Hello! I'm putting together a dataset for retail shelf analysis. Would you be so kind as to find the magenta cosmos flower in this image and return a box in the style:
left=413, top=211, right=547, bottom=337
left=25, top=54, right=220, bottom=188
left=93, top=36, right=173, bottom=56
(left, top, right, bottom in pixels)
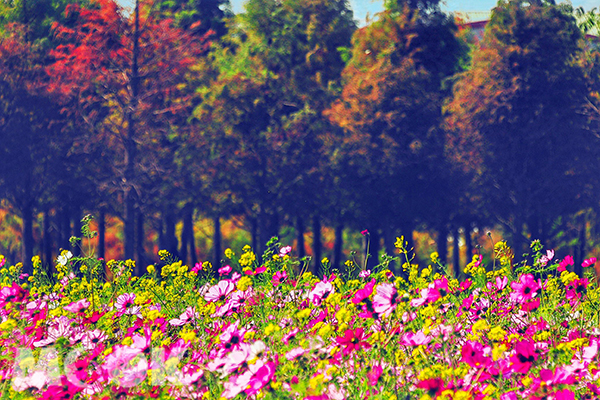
left=510, top=274, right=540, bottom=304
left=336, top=327, right=371, bottom=356
left=510, top=340, right=538, bottom=373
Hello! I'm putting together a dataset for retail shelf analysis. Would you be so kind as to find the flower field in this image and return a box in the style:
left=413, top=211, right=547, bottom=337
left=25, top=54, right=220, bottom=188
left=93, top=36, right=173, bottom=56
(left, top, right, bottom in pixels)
left=1, top=233, right=600, bottom=400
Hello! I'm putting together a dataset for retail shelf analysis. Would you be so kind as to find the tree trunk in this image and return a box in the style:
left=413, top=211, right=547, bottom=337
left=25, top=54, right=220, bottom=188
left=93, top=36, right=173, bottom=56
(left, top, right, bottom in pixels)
left=43, top=209, right=53, bottom=270
left=72, top=207, right=82, bottom=256
left=213, top=216, right=222, bottom=269
left=21, top=202, right=34, bottom=275
left=312, top=215, right=322, bottom=276
left=465, top=223, right=474, bottom=264
left=98, top=209, right=106, bottom=260
left=365, top=228, right=380, bottom=271
left=437, top=224, right=448, bottom=272
left=179, top=204, right=191, bottom=265
left=135, top=209, right=146, bottom=275
left=124, top=0, right=140, bottom=262
left=383, top=224, right=396, bottom=272
left=296, top=216, right=305, bottom=259
left=333, top=223, right=343, bottom=273
left=452, top=226, right=461, bottom=279
left=60, top=204, right=70, bottom=251
left=575, top=214, right=585, bottom=277
left=251, top=217, right=258, bottom=255
left=164, top=210, right=178, bottom=258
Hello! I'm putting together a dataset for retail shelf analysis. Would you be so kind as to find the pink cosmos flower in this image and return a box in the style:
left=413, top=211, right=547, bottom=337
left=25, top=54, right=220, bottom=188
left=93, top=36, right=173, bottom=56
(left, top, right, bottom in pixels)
left=538, top=249, right=555, bottom=267
left=309, top=281, right=334, bottom=306
left=361, top=230, right=369, bottom=235
left=271, top=270, right=287, bottom=286
left=191, top=262, right=203, bottom=273
left=115, top=293, right=141, bottom=317
left=510, top=274, right=539, bottom=304
left=402, top=331, right=430, bottom=346
left=0, top=282, right=27, bottom=310
left=558, top=255, right=574, bottom=272
left=218, top=265, right=232, bottom=275
left=204, top=280, right=236, bottom=303
left=582, top=257, right=597, bottom=268
left=229, top=288, right=255, bottom=311
left=40, top=376, right=83, bottom=399
left=566, top=278, right=589, bottom=301
left=509, top=340, right=537, bottom=373
left=33, top=315, right=74, bottom=347
left=416, top=378, right=445, bottom=398
left=359, top=269, right=371, bottom=278
left=279, top=246, right=292, bottom=256
left=64, top=298, right=90, bottom=314
left=461, top=341, right=491, bottom=368
left=169, top=306, right=199, bottom=326
left=372, top=283, right=398, bottom=318
left=352, top=279, right=375, bottom=305
left=81, top=329, right=108, bottom=351
left=285, top=346, right=306, bottom=361
left=336, top=328, right=371, bottom=356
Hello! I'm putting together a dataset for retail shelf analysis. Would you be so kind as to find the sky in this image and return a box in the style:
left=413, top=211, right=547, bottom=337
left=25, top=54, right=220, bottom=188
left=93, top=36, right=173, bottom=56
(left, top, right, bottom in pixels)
left=229, top=0, right=598, bottom=26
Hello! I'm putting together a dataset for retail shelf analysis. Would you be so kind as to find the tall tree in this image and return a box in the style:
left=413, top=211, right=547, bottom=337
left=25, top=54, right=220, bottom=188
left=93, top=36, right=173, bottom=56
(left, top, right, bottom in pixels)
left=0, top=24, right=67, bottom=273
left=446, top=0, right=598, bottom=256
left=192, top=0, right=355, bottom=262
left=325, top=0, right=464, bottom=270
left=48, top=0, right=208, bottom=264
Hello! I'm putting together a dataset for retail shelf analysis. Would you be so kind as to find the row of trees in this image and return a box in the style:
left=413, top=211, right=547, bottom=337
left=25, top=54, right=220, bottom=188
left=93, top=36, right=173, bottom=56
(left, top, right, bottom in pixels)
left=1, top=0, right=600, bottom=277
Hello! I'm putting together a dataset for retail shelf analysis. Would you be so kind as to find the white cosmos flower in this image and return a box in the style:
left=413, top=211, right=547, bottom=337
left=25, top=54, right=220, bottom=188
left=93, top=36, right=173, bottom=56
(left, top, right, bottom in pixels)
left=56, top=251, right=73, bottom=266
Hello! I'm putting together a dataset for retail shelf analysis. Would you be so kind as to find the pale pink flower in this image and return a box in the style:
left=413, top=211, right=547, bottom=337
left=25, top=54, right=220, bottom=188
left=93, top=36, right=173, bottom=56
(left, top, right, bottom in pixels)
left=373, top=283, right=398, bottom=318
left=359, top=269, right=371, bottom=278
left=308, top=281, right=334, bottom=306
left=538, top=249, right=555, bottom=267
left=64, top=298, right=90, bottom=314
left=204, top=280, right=236, bottom=303
left=279, top=246, right=292, bottom=256
left=169, top=306, right=199, bottom=326
left=115, top=293, right=141, bottom=317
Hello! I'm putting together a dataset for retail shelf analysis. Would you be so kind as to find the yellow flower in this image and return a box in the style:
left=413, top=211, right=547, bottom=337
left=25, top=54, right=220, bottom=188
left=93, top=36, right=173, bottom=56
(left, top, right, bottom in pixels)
left=237, top=276, right=253, bottom=291
left=225, top=248, right=235, bottom=259
left=321, top=257, right=329, bottom=265
left=147, top=265, right=155, bottom=274
left=158, top=250, right=170, bottom=260
left=430, top=252, right=439, bottom=264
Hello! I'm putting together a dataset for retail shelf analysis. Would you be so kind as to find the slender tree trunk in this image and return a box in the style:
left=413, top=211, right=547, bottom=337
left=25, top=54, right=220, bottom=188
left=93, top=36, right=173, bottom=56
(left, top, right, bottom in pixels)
left=135, top=209, right=146, bottom=275
left=124, top=0, right=140, bottom=261
left=383, top=224, right=396, bottom=272
left=465, top=223, right=474, bottom=264
left=158, top=216, right=166, bottom=252
left=333, top=223, right=343, bottom=273
left=213, top=216, right=222, bottom=269
left=452, top=226, right=461, bottom=279
left=312, top=215, right=322, bottom=276
left=98, top=209, right=106, bottom=260
left=72, top=206, right=82, bottom=256
left=21, top=202, right=34, bottom=275
left=437, top=224, right=448, bottom=272
left=251, top=217, right=258, bottom=255
left=575, top=214, right=585, bottom=277
left=43, top=209, right=52, bottom=269
left=189, top=214, right=197, bottom=266
left=60, top=204, right=70, bottom=250
left=366, top=228, right=380, bottom=271
left=296, top=216, right=305, bottom=258
left=179, top=204, right=191, bottom=265
left=164, top=210, right=178, bottom=258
